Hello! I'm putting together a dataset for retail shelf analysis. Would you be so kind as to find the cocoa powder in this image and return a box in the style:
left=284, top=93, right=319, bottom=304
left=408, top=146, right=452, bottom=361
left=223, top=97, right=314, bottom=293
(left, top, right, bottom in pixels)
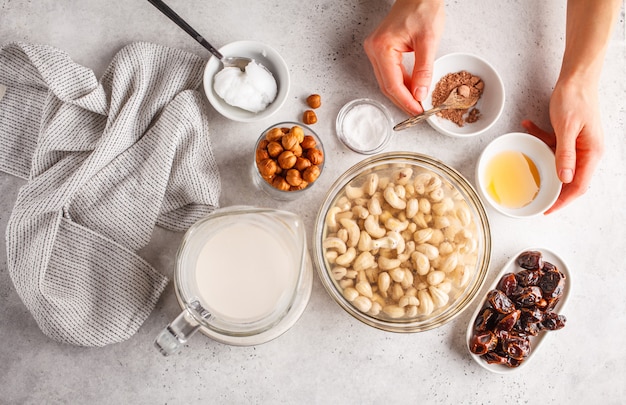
left=431, top=71, right=484, bottom=127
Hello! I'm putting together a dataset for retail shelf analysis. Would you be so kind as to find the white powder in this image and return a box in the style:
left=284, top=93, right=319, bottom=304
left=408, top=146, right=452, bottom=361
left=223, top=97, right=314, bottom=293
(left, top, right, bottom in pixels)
left=213, top=60, right=277, bottom=113
left=341, top=104, right=389, bottom=152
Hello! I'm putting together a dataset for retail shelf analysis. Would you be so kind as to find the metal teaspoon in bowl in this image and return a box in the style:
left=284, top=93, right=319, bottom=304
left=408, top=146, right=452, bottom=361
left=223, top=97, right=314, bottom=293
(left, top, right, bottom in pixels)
left=147, top=0, right=255, bottom=72
left=393, top=85, right=479, bottom=131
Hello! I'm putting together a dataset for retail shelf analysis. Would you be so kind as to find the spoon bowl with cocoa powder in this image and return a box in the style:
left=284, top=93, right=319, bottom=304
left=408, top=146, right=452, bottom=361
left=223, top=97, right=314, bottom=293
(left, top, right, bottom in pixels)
left=394, top=85, right=480, bottom=131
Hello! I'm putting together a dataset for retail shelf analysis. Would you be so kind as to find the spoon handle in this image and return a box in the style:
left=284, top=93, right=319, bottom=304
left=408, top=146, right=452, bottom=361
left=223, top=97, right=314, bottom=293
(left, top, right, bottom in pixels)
left=147, top=0, right=223, bottom=60
left=393, top=105, right=447, bottom=131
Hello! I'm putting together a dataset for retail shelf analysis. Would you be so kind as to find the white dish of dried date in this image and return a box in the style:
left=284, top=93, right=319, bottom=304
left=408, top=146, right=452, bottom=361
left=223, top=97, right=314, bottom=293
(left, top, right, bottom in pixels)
left=466, top=248, right=570, bottom=373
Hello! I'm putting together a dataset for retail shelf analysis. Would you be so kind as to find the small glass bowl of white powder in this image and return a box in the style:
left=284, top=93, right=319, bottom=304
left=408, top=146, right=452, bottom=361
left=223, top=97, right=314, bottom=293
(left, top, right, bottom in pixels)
left=336, top=98, right=393, bottom=154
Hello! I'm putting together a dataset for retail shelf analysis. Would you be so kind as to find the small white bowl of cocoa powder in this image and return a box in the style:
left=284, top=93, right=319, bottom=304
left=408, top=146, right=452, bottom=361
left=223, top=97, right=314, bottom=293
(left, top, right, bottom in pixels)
left=424, top=53, right=505, bottom=137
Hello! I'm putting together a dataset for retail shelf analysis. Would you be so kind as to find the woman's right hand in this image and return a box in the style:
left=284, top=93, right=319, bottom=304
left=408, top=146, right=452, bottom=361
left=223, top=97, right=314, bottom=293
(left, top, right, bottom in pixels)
left=364, top=0, right=445, bottom=116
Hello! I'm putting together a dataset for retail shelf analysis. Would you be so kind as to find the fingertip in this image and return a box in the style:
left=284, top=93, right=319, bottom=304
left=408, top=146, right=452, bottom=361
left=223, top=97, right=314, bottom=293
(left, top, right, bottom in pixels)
left=413, top=86, right=428, bottom=102
left=558, top=168, right=574, bottom=184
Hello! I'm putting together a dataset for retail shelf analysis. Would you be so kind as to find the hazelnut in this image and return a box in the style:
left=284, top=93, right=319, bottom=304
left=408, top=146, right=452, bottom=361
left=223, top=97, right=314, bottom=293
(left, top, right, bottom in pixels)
left=281, top=133, right=299, bottom=151
left=267, top=141, right=283, bottom=158
left=266, top=127, right=284, bottom=142
left=300, top=135, right=316, bottom=149
left=295, top=157, right=312, bottom=171
left=303, top=110, right=317, bottom=125
left=256, top=147, right=269, bottom=163
left=258, top=139, right=269, bottom=150
left=291, top=142, right=303, bottom=157
left=257, top=158, right=277, bottom=179
left=291, top=126, right=305, bottom=143
left=278, top=150, right=297, bottom=169
left=285, top=169, right=303, bottom=187
left=302, top=165, right=321, bottom=183
left=306, top=148, right=324, bottom=165
left=271, top=176, right=291, bottom=191
left=291, top=180, right=309, bottom=191
left=306, top=94, right=322, bottom=109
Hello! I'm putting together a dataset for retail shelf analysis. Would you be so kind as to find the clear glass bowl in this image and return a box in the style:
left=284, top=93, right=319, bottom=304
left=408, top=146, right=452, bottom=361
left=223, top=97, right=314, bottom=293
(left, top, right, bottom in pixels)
left=313, top=152, right=491, bottom=333
left=336, top=98, right=393, bottom=155
left=252, top=121, right=325, bottom=201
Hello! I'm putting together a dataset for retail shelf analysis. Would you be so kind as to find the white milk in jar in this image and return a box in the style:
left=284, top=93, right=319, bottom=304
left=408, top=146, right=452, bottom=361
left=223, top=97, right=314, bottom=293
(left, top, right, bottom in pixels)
left=194, top=222, right=293, bottom=323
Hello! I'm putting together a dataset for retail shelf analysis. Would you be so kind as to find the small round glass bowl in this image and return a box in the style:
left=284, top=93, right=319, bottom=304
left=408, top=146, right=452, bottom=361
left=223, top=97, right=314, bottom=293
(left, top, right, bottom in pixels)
left=252, top=121, right=325, bottom=201
left=476, top=132, right=562, bottom=218
left=423, top=53, right=505, bottom=137
left=203, top=40, right=290, bottom=122
left=313, top=152, right=492, bottom=333
left=336, top=98, right=393, bottom=154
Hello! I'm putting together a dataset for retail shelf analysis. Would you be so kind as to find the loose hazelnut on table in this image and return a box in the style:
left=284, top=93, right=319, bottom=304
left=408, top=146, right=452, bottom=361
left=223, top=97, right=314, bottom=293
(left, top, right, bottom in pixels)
left=303, top=110, right=317, bottom=125
left=306, top=94, right=322, bottom=109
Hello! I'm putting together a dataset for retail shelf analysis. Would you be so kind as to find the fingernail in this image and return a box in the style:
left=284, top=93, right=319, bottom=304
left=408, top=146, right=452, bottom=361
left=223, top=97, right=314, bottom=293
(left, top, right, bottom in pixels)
left=559, top=169, right=574, bottom=183
left=414, top=86, right=428, bottom=101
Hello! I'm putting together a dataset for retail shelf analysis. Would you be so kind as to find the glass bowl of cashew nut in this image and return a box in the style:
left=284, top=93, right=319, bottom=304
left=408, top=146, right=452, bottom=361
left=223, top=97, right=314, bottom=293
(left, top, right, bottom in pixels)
left=313, top=152, right=492, bottom=332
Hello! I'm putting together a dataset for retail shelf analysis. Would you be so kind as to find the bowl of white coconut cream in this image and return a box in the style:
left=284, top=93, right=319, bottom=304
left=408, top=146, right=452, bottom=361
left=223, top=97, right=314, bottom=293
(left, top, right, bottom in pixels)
left=203, top=40, right=290, bottom=122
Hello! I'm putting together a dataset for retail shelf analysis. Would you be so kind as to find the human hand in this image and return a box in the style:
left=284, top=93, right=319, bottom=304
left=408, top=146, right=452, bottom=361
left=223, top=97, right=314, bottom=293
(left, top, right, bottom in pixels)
left=522, top=78, right=604, bottom=214
left=364, top=0, right=445, bottom=115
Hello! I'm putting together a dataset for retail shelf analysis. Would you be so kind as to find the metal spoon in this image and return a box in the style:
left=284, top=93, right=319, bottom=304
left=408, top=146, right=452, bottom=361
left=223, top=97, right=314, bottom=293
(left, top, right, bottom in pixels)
left=147, top=0, right=252, bottom=71
left=393, top=86, right=479, bottom=131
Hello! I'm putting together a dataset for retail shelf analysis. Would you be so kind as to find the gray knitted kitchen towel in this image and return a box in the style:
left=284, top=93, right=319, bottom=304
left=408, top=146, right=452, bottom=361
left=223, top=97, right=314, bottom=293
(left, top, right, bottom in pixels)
left=0, top=42, right=221, bottom=346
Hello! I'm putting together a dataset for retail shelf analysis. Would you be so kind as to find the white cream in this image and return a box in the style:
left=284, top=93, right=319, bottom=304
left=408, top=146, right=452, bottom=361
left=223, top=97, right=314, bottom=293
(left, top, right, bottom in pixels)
left=213, top=60, right=277, bottom=113
left=194, top=222, right=292, bottom=323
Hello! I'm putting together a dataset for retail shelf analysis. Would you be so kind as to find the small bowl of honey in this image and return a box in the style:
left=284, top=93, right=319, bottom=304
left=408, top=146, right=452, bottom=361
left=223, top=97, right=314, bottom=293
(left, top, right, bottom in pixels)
left=476, top=132, right=562, bottom=218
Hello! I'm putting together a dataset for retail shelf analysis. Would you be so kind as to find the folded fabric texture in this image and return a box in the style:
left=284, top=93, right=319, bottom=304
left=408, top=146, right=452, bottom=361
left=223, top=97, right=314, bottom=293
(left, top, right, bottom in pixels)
left=0, top=42, right=221, bottom=346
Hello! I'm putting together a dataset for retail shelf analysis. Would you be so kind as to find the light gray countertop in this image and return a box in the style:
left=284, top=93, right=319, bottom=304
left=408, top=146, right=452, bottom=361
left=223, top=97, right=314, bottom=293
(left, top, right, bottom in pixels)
left=1, top=0, right=625, bottom=403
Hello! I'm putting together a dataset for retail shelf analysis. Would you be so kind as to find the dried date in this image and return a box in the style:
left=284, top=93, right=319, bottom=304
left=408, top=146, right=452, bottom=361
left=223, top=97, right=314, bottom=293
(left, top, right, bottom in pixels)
left=470, top=250, right=567, bottom=368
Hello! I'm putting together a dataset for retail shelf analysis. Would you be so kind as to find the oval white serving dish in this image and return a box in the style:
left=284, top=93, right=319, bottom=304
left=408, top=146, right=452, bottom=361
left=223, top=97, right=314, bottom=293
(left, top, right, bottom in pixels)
left=466, top=247, right=571, bottom=374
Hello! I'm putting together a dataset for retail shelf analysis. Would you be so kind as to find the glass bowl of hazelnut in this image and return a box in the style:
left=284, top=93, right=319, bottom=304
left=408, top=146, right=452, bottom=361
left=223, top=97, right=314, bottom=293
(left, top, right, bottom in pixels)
left=253, top=122, right=325, bottom=201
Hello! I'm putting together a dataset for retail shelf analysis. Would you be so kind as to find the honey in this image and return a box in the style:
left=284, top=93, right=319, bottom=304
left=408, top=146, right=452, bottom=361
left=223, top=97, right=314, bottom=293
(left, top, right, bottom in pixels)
left=484, top=151, right=540, bottom=208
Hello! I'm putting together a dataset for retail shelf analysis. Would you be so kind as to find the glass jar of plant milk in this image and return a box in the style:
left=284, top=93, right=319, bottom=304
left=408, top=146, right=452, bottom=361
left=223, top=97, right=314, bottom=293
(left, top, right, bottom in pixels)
left=155, top=206, right=312, bottom=355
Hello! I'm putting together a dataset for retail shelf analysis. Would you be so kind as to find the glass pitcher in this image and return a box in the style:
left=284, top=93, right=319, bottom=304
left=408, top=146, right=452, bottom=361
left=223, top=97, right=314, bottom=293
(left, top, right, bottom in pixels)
left=155, top=206, right=312, bottom=355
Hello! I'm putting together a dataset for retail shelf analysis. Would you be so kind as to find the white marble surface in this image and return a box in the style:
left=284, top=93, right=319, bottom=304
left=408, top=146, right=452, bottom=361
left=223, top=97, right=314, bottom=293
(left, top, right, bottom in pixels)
left=1, top=0, right=625, bottom=403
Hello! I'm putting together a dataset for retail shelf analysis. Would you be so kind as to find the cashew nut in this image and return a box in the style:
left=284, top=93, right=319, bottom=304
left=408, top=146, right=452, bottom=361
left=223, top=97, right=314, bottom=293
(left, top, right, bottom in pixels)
left=383, top=186, right=406, bottom=210
left=364, top=215, right=386, bottom=238
left=339, top=218, right=360, bottom=248
left=322, top=237, right=347, bottom=254
left=335, top=247, right=357, bottom=266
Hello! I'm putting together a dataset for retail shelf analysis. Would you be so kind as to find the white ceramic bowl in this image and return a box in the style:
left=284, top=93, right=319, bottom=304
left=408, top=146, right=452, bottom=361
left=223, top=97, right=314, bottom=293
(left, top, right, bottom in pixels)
left=203, top=40, right=290, bottom=122
left=476, top=132, right=562, bottom=218
left=466, top=247, right=570, bottom=374
left=424, top=53, right=505, bottom=137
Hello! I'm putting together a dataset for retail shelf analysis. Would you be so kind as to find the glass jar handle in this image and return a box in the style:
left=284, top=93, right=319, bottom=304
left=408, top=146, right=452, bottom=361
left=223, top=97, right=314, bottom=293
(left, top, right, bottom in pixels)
left=154, top=308, right=201, bottom=356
